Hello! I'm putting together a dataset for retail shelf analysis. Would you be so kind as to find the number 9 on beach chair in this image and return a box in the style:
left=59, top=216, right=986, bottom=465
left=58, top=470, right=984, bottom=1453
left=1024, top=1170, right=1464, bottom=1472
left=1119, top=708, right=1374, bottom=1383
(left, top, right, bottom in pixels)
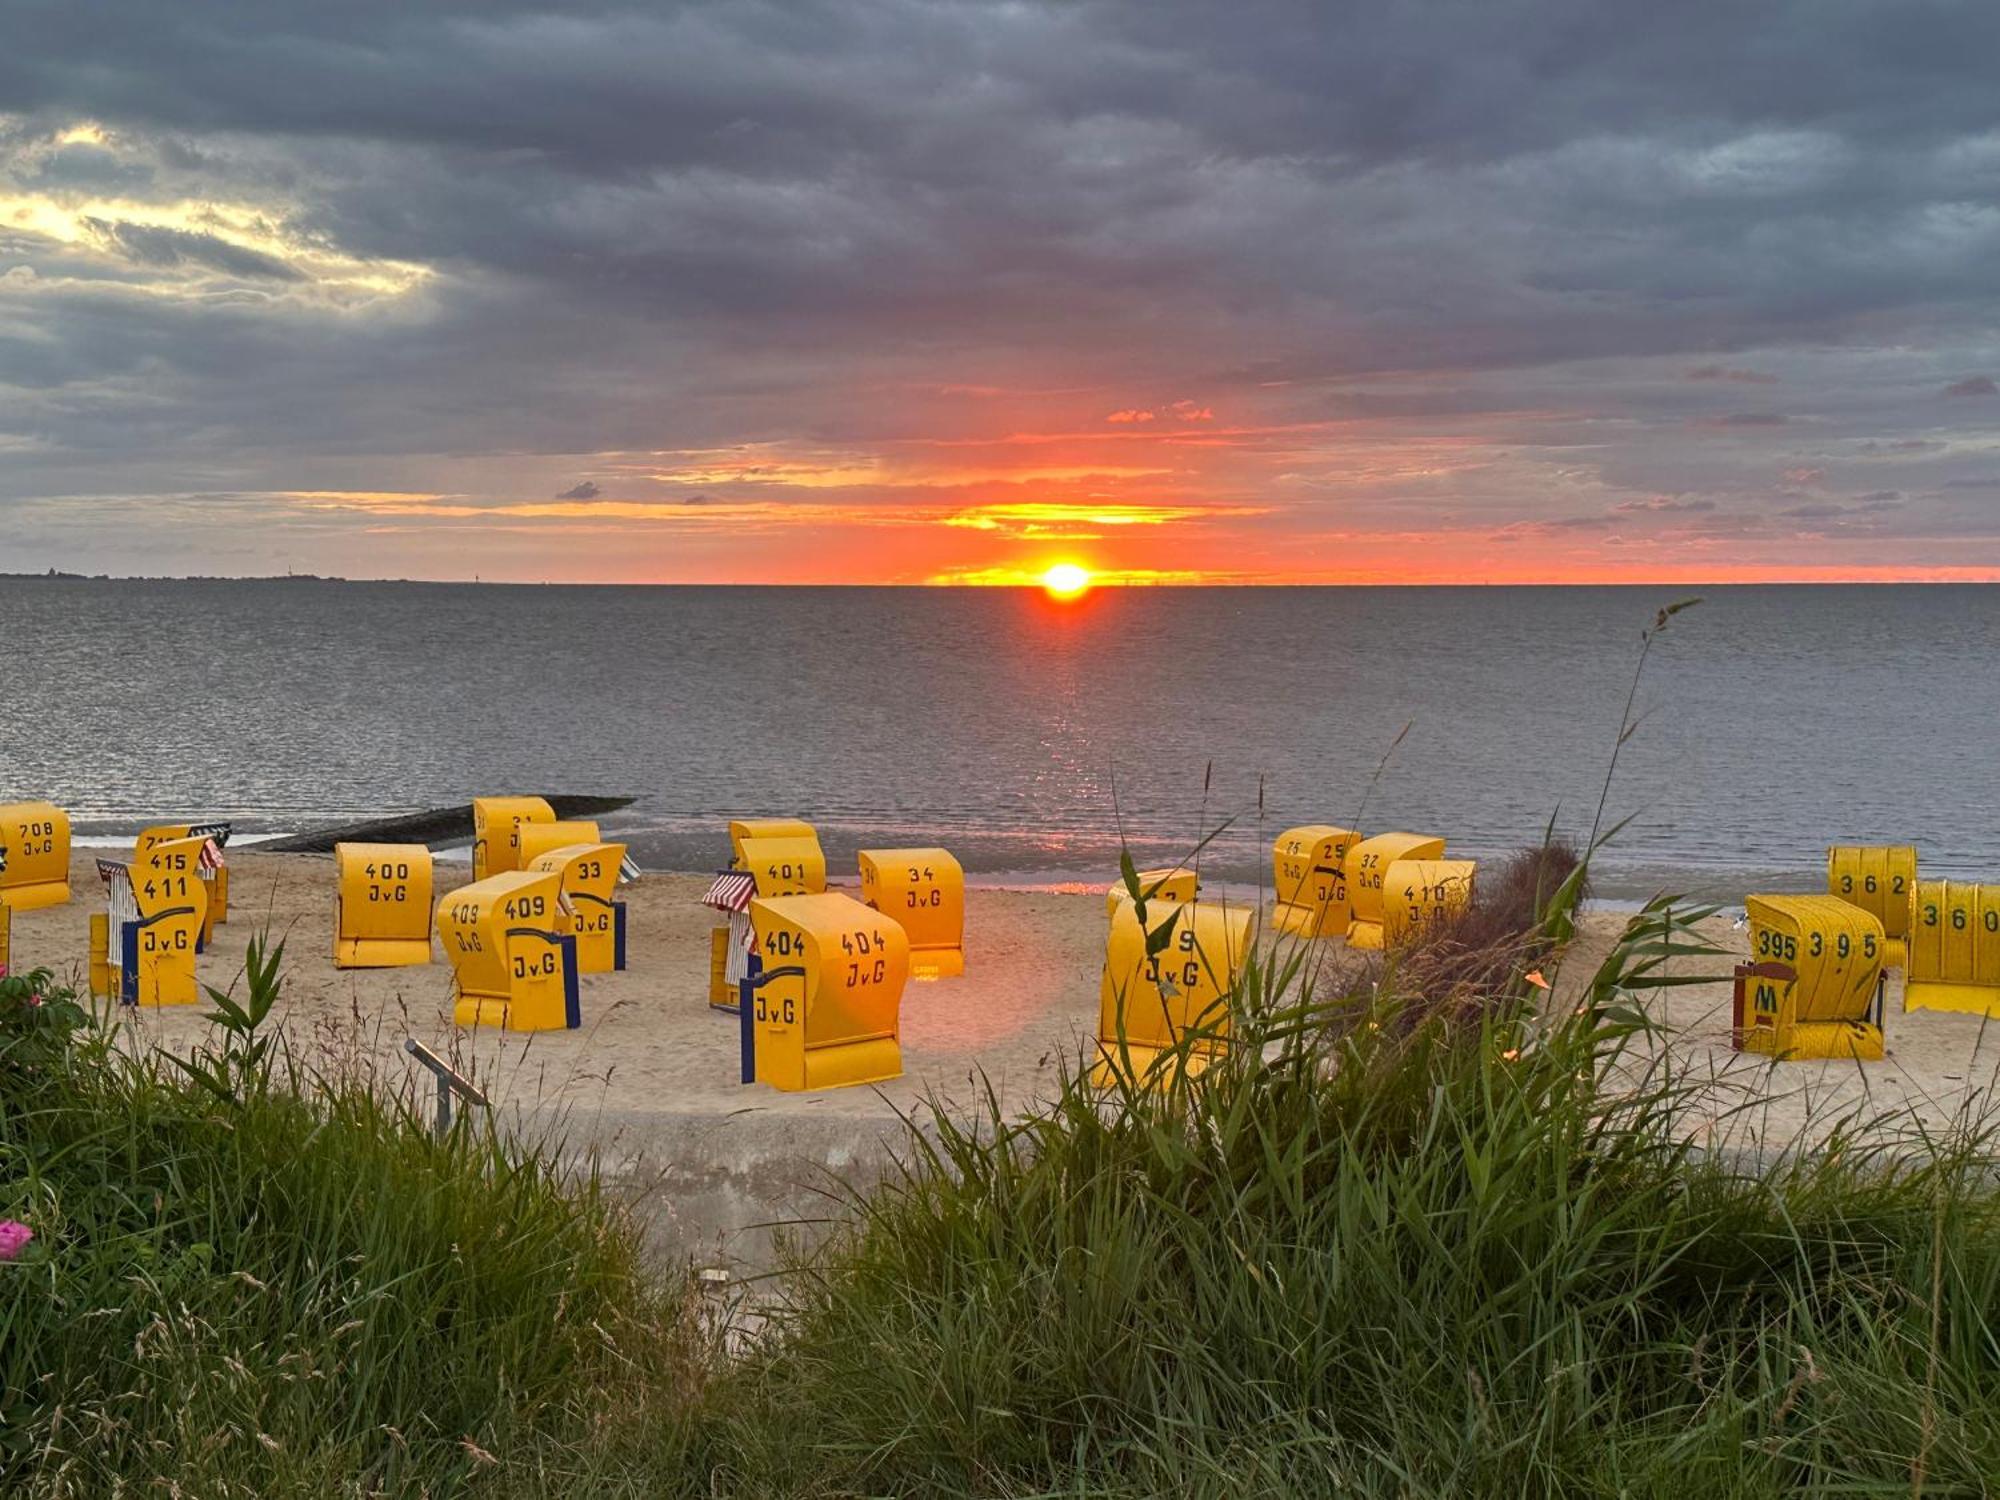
left=1094, top=899, right=1251, bottom=1088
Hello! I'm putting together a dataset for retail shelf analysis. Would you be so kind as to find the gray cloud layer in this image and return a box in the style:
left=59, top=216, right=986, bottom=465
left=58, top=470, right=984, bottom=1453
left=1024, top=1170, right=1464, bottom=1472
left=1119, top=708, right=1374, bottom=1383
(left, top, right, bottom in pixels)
left=3, top=1, right=1999, bottom=576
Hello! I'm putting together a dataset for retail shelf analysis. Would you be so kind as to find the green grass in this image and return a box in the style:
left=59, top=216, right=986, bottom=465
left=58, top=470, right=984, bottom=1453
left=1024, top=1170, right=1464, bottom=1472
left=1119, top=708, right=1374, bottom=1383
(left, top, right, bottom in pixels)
left=8, top=888, right=2000, bottom=1494
left=0, top=943, right=694, bottom=1496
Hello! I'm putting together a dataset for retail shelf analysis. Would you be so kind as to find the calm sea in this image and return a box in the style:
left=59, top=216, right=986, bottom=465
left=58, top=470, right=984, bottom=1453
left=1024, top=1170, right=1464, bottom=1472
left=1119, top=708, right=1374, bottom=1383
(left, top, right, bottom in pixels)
left=2, top=580, right=1993, bottom=898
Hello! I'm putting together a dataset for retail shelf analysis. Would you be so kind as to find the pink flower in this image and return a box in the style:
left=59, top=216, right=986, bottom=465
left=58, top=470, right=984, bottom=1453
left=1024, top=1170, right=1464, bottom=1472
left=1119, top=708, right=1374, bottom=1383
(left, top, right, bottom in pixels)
left=0, top=1221, right=33, bottom=1261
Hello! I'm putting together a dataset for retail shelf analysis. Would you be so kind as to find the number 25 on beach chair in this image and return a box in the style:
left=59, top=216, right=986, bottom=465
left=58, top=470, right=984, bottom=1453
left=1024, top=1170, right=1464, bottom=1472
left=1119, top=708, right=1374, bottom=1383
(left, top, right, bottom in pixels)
left=1271, top=825, right=1360, bottom=938
left=0, top=802, right=72, bottom=911
left=436, top=870, right=580, bottom=1032
left=334, top=842, right=435, bottom=968
left=740, top=892, right=906, bottom=1091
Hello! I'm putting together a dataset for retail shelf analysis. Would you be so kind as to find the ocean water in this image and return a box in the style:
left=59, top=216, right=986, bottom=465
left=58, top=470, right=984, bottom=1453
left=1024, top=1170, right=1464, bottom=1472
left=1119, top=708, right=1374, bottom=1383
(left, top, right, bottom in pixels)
left=2, top=579, right=1994, bottom=898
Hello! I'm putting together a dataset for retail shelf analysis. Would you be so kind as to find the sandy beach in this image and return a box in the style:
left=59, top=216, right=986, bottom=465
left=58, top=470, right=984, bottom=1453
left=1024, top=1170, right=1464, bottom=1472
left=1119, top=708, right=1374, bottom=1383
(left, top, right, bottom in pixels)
left=11, top=846, right=2000, bottom=1263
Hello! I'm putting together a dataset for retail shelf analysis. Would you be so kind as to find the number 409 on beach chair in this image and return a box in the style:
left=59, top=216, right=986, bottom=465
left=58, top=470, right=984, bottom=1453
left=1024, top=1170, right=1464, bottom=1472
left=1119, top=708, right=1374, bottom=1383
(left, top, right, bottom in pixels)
left=436, top=870, right=580, bottom=1032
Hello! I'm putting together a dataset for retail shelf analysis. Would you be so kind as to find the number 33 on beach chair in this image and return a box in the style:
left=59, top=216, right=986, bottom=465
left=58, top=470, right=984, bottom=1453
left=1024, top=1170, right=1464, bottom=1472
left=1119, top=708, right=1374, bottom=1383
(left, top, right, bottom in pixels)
left=739, top=893, right=907, bottom=1091
left=436, top=870, right=580, bottom=1032
left=527, top=841, right=630, bottom=973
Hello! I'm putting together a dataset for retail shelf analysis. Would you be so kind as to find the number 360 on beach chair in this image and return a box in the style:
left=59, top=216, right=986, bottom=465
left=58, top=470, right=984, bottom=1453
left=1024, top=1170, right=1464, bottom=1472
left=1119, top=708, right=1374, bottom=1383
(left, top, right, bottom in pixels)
left=436, top=870, right=580, bottom=1032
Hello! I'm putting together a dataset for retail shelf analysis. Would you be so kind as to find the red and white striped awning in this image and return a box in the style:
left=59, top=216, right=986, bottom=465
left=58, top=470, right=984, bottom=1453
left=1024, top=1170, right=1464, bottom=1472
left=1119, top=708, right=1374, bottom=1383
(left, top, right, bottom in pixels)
left=700, top=871, right=757, bottom=913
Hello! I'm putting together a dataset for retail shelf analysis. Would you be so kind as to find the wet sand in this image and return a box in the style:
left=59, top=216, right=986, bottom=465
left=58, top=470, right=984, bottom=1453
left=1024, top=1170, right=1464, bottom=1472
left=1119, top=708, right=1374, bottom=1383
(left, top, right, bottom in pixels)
left=10, top=847, right=2000, bottom=1261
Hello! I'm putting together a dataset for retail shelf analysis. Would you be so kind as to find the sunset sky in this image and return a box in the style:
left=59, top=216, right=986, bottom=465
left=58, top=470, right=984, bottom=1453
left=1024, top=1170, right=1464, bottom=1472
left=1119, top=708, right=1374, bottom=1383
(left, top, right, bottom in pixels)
left=3, top=2, right=1999, bottom=583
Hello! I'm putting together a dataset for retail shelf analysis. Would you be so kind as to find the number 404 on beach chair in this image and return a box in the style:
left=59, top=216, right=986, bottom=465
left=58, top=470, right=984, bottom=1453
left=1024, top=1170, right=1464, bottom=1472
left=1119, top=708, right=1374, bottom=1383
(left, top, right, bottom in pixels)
left=736, top=892, right=907, bottom=1092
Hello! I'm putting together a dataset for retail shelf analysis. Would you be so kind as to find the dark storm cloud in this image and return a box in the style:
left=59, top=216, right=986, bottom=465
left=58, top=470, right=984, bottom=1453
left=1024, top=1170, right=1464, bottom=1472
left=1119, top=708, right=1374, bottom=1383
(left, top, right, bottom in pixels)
left=5, top=0, right=2000, bottom=574
left=83, top=219, right=304, bottom=281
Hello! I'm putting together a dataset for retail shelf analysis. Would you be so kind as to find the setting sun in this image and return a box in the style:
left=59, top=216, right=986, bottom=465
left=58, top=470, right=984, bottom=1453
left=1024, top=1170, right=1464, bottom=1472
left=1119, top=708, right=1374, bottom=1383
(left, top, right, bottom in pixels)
left=1041, top=562, right=1093, bottom=600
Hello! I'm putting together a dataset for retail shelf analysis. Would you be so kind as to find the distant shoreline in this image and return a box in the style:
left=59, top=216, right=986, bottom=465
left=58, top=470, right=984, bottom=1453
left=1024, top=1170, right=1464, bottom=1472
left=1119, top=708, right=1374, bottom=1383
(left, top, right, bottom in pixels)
left=3, top=573, right=1993, bottom=589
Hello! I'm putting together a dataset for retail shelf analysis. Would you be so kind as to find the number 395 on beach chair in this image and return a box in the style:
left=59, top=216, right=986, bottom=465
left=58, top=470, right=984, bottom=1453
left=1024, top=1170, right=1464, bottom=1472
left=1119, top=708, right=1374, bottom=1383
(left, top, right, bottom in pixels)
left=436, top=870, right=580, bottom=1032
left=1732, top=894, right=1885, bottom=1061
